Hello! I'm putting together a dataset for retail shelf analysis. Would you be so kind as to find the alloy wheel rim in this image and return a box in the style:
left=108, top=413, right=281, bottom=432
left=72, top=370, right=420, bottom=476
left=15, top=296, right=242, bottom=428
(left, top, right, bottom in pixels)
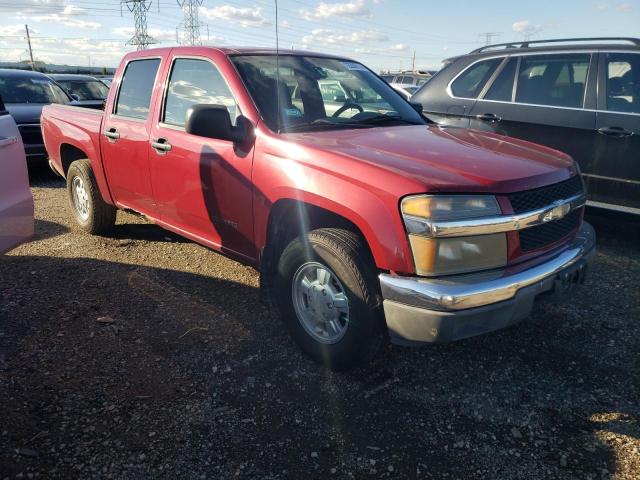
left=72, top=176, right=90, bottom=221
left=291, top=261, right=350, bottom=344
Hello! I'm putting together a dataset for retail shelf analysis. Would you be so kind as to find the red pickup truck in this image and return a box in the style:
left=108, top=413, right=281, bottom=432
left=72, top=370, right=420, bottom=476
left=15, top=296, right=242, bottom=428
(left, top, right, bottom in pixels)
left=42, top=47, right=595, bottom=369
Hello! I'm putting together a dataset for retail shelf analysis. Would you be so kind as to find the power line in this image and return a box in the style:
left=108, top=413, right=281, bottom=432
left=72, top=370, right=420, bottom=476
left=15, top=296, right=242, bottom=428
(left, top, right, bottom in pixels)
left=121, top=0, right=157, bottom=50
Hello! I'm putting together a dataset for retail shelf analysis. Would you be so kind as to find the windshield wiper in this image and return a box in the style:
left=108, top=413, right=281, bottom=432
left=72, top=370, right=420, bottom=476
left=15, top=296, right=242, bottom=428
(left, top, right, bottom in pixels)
left=355, top=114, right=424, bottom=126
left=286, top=120, right=374, bottom=132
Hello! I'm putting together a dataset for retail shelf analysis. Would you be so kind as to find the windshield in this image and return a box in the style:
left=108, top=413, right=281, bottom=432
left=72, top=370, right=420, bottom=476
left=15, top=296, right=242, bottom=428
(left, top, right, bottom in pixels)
left=0, top=76, right=69, bottom=104
left=58, top=79, right=109, bottom=101
left=231, top=54, right=424, bottom=133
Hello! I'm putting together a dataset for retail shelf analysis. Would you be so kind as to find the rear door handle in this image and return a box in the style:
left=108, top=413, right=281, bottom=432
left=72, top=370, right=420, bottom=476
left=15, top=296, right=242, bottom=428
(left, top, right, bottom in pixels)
left=475, top=113, right=502, bottom=123
left=103, top=128, right=120, bottom=142
left=597, top=126, right=633, bottom=138
left=0, top=136, right=18, bottom=148
left=151, top=138, right=172, bottom=154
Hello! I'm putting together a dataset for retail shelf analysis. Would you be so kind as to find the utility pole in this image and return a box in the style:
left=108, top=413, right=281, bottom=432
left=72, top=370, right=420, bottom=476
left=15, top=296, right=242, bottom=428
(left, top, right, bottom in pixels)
left=25, top=24, right=35, bottom=71
left=177, top=0, right=206, bottom=45
left=478, top=32, right=501, bottom=45
left=121, top=0, right=157, bottom=50
left=411, top=50, right=416, bottom=72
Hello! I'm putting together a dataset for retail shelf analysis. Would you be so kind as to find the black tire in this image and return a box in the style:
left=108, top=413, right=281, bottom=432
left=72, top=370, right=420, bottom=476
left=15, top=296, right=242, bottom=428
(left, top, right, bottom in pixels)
left=66, top=159, right=116, bottom=234
left=274, top=228, right=387, bottom=370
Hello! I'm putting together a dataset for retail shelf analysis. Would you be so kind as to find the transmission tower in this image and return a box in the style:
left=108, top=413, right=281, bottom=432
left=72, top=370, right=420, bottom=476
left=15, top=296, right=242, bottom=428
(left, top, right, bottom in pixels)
left=478, top=32, right=501, bottom=45
left=176, top=0, right=207, bottom=45
left=121, top=0, right=157, bottom=50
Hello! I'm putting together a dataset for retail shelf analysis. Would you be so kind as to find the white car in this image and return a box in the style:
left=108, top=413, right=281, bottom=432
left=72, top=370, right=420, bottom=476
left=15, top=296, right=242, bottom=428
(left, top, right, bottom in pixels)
left=0, top=94, right=34, bottom=253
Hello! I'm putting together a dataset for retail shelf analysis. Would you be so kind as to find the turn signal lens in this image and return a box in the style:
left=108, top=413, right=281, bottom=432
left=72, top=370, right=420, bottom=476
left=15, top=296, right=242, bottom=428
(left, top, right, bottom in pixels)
left=409, top=233, right=507, bottom=276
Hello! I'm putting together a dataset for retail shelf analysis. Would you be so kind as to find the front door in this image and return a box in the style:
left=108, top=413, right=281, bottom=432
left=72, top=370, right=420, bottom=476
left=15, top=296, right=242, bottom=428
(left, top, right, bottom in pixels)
left=149, top=56, right=256, bottom=260
left=101, top=57, right=162, bottom=217
left=469, top=53, right=597, bottom=180
left=592, top=51, right=640, bottom=211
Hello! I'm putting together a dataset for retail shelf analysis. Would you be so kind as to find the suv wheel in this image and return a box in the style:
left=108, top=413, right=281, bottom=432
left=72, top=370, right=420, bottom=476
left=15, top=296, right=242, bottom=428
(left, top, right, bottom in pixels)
left=274, top=228, right=386, bottom=369
left=67, top=159, right=116, bottom=234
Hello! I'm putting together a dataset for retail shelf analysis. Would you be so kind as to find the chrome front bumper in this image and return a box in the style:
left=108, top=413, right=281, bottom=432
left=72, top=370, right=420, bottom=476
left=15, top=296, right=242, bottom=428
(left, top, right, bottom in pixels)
left=379, top=222, right=596, bottom=345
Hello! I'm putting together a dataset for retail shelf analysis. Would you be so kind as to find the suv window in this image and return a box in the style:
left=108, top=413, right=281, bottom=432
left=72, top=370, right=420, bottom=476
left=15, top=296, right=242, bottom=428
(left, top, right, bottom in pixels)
left=114, top=58, right=161, bottom=120
left=515, top=54, right=590, bottom=108
left=605, top=52, right=639, bottom=114
left=484, top=57, right=517, bottom=101
left=164, top=58, right=238, bottom=128
left=451, top=58, right=502, bottom=98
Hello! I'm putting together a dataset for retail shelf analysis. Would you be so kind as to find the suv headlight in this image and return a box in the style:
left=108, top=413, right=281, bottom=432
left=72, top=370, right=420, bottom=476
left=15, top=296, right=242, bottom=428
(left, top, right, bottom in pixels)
left=401, top=195, right=507, bottom=276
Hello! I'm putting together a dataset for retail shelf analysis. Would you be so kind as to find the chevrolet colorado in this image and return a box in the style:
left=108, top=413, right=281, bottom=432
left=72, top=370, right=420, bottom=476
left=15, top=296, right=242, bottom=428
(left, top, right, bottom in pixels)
left=41, top=47, right=595, bottom=369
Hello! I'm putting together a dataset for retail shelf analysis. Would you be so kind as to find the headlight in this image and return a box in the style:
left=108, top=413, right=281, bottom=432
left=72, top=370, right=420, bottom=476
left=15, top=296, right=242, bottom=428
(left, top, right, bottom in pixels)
left=401, top=195, right=507, bottom=276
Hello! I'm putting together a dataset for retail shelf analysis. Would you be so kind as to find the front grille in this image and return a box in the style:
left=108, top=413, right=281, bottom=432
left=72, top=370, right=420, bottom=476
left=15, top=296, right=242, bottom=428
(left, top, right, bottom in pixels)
left=18, top=125, right=43, bottom=146
left=509, top=176, right=583, bottom=214
left=519, top=209, right=582, bottom=252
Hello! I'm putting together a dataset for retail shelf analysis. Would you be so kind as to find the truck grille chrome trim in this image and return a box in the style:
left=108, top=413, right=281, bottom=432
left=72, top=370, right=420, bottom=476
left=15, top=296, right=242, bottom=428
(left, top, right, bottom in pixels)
left=403, top=192, right=586, bottom=238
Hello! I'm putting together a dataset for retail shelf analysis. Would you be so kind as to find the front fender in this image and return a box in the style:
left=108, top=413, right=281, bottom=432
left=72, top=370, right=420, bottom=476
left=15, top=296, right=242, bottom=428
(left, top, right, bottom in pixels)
left=253, top=151, right=415, bottom=274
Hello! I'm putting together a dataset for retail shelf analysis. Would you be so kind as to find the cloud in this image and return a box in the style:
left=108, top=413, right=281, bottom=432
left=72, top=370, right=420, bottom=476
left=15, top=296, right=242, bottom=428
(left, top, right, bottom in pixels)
left=512, top=20, right=543, bottom=38
left=302, top=28, right=388, bottom=46
left=31, top=14, right=100, bottom=29
left=593, top=3, right=610, bottom=10
left=300, top=0, right=370, bottom=21
left=199, top=5, right=269, bottom=27
left=616, top=2, right=633, bottom=11
left=0, top=24, right=33, bottom=36
left=388, top=43, right=409, bottom=51
left=113, top=27, right=177, bottom=42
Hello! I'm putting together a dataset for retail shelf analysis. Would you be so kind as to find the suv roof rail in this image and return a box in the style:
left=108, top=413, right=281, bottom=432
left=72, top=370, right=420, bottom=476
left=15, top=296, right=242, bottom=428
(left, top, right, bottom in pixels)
left=471, top=37, right=640, bottom=53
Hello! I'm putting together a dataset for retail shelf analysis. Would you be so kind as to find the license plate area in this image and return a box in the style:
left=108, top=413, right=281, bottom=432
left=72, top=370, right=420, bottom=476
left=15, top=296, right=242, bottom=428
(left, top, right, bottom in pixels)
left=550, top=259, right=588, bottom=299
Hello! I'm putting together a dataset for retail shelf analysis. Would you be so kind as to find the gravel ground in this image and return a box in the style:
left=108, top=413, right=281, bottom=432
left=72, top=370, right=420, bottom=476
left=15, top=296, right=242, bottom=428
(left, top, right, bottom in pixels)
left=1, top=168, right=639, bottom=479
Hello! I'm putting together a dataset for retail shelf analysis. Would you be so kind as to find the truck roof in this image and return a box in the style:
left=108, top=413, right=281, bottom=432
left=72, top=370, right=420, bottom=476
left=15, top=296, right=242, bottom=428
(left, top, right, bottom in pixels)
left=124, top=46, right=354, bottom=61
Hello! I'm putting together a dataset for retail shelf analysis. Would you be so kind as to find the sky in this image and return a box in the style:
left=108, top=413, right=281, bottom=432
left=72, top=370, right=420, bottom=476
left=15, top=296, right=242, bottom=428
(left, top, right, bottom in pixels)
left=0, top=0, right=638, bottom=72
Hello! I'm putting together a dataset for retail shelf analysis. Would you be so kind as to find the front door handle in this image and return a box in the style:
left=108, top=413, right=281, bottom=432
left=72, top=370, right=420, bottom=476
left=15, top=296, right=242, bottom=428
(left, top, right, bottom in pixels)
left=0, top=136, right=18, bottom=148
left=151, top=138, right=172, bottom=154
left=103, top=128, right=120, bottom=142
left=475, top=113, right=502, bottom=123
left=597, top=126, right=633, bottom=138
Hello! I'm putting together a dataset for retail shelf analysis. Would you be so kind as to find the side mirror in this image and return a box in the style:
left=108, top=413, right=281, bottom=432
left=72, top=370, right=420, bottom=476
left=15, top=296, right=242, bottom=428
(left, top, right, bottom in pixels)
left=333, top=95, right=347, bottom=103
left=410, top=102, right=423, bottom=114
left=185, top=104, right=248, bottom=143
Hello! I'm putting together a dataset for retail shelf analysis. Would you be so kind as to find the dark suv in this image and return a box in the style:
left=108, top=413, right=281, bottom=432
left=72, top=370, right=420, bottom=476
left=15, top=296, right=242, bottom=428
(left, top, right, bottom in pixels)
left=412, top=38, right=640, bottom=214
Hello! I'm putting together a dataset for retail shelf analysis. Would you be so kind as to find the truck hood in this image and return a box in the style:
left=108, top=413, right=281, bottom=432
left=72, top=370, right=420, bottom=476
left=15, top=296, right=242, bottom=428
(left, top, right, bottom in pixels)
left=288, top=125, right=576, bottom=194
left=5, top=104, right=45, bottom=125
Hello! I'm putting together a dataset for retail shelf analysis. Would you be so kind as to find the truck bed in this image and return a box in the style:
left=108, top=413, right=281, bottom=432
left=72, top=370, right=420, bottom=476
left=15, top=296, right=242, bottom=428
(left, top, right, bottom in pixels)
left=41, top=104, right=111, bottom=202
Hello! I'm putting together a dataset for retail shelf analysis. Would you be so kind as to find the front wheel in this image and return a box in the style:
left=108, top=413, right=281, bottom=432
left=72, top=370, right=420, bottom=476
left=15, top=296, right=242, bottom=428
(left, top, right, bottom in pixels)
left=66, top=159, right=116, bottom=234
left=274, top=228, right=386, bottom=370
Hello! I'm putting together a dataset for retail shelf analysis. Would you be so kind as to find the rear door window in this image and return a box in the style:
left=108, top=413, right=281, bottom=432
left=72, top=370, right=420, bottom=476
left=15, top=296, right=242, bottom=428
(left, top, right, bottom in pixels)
left=605, top=52, right=639, bottom=114
left=114, top=58, right=161, bottom=120
left=515, top=54, right=590, bottom=108
left=451, top=58, right=502, bottom=98
left=484, top=57, right=517, bottom=101
left=163, top=58, right=238, bottom=128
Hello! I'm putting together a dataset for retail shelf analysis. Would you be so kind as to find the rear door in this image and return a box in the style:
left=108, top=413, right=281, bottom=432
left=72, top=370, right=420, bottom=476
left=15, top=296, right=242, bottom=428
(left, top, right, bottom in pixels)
left=468, top=52, right=596, bottom=178
left=0, top=96, right=33, bottom=253
left=418, top=56, right=504, bottom=128
left=592, top=51, right=640, bottom=211
left=148, top=55, right=256, bottom=259
left=101, top=57, right=163, bottom=217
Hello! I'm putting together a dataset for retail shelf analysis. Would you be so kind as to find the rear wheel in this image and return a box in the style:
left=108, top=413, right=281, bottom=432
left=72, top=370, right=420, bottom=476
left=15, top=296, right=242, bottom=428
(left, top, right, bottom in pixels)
left=66, top=159, right=116, bottom=234
left=274, top=228, right=386, bottom=370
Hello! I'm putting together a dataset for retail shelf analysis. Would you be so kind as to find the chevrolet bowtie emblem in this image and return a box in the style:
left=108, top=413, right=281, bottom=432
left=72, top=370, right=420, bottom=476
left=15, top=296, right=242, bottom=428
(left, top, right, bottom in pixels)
left=542, top=201, right=571, bottom=223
